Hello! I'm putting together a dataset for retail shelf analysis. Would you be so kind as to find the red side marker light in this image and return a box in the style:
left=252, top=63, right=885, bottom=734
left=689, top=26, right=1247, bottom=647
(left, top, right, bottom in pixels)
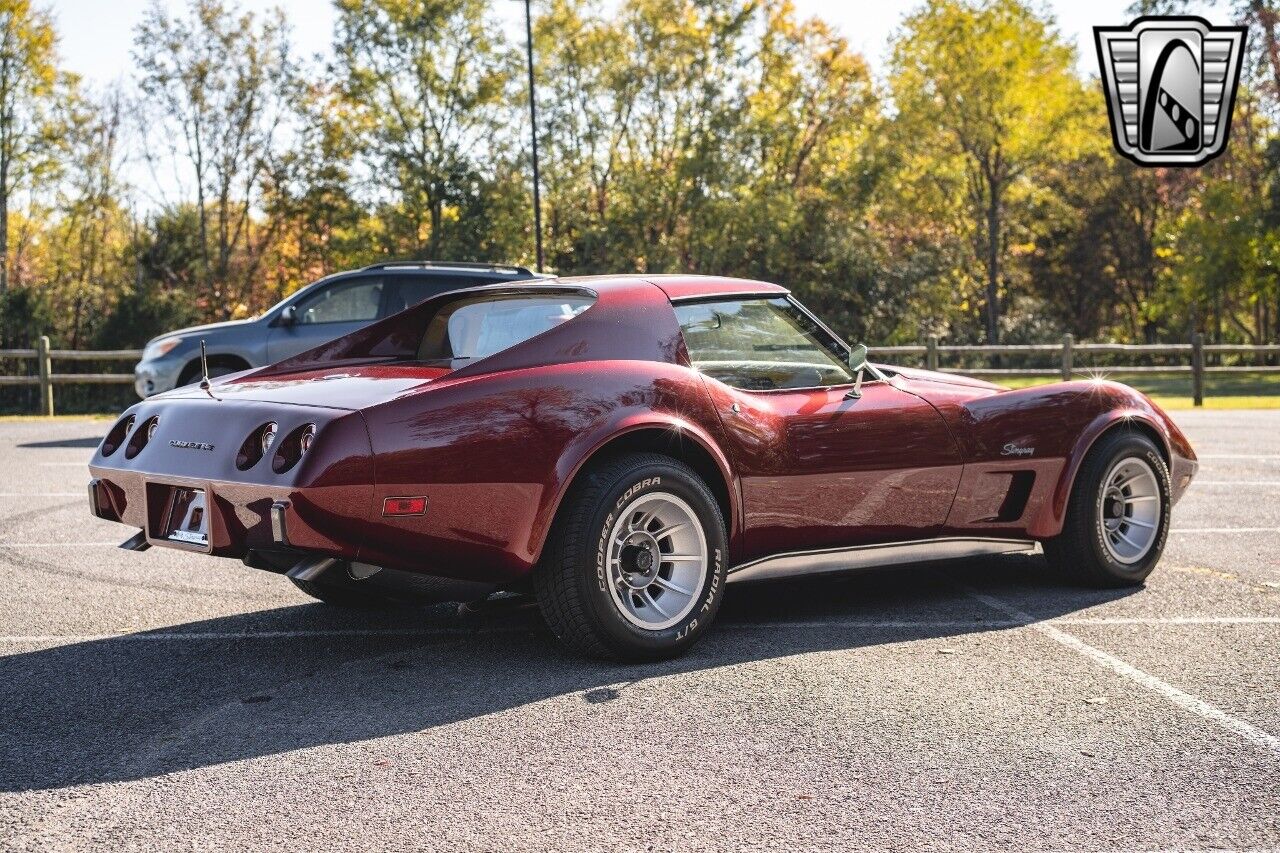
left=383, top=496, right=427, bottom=517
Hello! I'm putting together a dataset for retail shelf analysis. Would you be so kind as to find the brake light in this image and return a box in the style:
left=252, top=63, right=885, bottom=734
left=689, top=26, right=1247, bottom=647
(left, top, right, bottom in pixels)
left=101, top=414, right=135, bottom=457
left=125, top=416, right=159, bottom=459
left=383, top=496, right=427, bottom=516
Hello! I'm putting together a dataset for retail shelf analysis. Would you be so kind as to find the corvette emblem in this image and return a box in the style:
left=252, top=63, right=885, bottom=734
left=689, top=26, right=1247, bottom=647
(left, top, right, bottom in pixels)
left=170, top=440, right=215, bottom=451
left=1095, top=16, right=1245, bottom=167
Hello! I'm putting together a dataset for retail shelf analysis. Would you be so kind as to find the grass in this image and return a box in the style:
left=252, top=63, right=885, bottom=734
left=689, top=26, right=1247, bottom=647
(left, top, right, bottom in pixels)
left=998, top=370, right=1280, bottom=410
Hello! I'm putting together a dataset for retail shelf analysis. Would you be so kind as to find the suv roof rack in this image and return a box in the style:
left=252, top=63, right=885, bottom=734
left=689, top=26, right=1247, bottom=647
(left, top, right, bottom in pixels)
left=359, top=260, right=534, bottom=276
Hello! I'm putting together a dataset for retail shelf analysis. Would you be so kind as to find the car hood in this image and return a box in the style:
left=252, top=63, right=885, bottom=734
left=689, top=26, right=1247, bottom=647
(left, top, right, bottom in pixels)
left=163, top=363, right=457, bottom=410
left=148, top=317, right=259, bottom=345
left=888, top=364, right=1007, bottom=392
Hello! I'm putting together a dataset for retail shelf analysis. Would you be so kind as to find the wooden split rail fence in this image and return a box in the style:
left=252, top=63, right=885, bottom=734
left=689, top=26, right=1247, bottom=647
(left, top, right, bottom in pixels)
left=2, top=333, right=1279, bottom=415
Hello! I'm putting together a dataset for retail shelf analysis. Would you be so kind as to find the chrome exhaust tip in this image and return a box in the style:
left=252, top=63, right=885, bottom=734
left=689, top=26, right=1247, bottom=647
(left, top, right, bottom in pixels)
left=285, top=556, right=338, bottom=582
left=119, top=530, right=151, bottom=551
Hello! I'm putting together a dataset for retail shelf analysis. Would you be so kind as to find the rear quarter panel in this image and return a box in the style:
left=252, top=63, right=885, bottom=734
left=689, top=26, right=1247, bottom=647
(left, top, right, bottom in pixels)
left=357, top=361, right=734, bottom=583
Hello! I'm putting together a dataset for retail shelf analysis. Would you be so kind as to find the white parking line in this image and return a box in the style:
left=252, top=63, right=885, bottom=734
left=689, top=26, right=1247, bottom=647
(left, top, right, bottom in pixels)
left=1, top=616, right=1275, bottom=644
left=1167, top=527, right=1280, bottom=534
left=0, top=493, right=82, bottom=498
left=729, top=617, right=1280, bottom=628
left=1191, top=481, right=1280, bottom=486
left=0, top=542, right=122, bottom=547
left=959, top=584, right=1280, bottom=756
left=1196, top=454, right=1280, bottom=459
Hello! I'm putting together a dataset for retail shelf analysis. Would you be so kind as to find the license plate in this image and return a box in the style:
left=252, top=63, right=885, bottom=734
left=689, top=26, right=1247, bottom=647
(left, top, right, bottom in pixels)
left=164, top=487, right=208, bottom=546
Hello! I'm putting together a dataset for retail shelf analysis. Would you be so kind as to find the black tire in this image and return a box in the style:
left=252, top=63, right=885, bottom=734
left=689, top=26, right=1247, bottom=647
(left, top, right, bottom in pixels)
left=177, top=359, right=243, bottom=387
left=1044, top=429, right=1172, bottom=588
left=289, top=575, right=392, bottom=608
left=534, top=452, right=728, bottom=662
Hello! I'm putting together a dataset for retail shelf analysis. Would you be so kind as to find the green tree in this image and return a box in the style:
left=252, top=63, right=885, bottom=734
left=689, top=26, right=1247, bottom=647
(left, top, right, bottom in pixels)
left=0, top=0, right=60, bottom=294
left=134, top=0, right=297, bottom=317
left=890, top=0, right=1092, bottom=344
left=331, top=0, right=513, bottom=259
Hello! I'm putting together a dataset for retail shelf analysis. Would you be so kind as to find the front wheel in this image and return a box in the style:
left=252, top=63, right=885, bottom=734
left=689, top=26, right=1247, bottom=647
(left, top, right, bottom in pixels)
left=1044, top=429, right=1172, bottom=587
left=534, top=452, right=727, bottom=661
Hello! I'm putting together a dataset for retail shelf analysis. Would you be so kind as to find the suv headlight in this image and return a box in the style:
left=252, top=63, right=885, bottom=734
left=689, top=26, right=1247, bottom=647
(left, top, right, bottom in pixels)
left=143, top=337, right=183, bottom=361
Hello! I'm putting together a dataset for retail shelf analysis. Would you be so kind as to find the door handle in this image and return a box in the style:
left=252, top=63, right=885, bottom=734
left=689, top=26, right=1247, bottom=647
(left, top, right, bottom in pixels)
left=730, top=403, right=741, bottom=414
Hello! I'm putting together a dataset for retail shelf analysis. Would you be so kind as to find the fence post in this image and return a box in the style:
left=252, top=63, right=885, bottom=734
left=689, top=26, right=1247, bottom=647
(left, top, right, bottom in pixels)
left=37, top=335, right=54, bottom=417
left=1192, top=332, right=1205, bottom=407
left=926, top=335, right=939, bottom=371
left=1060, top=333, right=1074, bottom=381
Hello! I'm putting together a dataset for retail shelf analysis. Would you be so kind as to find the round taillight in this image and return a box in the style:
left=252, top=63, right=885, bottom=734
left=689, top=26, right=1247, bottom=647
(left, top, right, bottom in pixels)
left=272, top=423, right=316, bottom=474
left=299, top=425, right=316, bottom=455
left=260, top=423, right=278, bottom=455
left=237, top=422, right=278, bottom=470
left=125, top=416, right=159, bottom=459
left=100, top=414, right=136, bottom=457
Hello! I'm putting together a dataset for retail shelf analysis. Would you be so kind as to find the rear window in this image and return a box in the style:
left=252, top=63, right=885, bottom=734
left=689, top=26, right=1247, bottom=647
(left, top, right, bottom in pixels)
left=417, top=293, right=594, bottom=362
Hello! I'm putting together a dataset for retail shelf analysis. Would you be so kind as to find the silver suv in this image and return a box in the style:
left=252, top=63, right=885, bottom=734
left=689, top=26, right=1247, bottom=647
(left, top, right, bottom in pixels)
left=134, top=261, right=539, bottom=397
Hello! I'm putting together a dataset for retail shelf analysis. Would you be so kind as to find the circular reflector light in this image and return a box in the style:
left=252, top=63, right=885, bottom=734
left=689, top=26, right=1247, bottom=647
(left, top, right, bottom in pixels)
left=299, top=424, right=316, bottom=455
left=261, top=423, right=278, bottom=455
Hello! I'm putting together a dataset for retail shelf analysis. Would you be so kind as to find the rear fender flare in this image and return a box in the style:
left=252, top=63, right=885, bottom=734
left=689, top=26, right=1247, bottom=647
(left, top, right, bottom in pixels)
left=529, top=414, right=738, bottom=566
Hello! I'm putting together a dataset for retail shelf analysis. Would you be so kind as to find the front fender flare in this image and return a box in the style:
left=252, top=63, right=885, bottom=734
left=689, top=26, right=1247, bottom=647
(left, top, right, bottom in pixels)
left=1026, top=408, right=1170, bottom=539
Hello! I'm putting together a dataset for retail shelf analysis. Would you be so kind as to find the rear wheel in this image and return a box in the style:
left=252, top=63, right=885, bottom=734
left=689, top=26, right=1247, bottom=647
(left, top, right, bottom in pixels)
left=535, top=452, right=727, bottom=661
left=1044, top=429, right=1171, bottom=587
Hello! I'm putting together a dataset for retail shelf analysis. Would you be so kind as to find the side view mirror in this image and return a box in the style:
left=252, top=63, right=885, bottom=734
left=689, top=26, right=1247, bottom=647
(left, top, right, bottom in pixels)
left=279, top=305, right=298, bottom=327
left=845, top=344, right=869, bottom=400
left=847, top=343, right=868, bottom=373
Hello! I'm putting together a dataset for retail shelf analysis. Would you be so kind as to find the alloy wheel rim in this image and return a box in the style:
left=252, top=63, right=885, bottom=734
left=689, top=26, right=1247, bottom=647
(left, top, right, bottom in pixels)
left=606, top=491, right=708, bottom=630
left=1097, top=456, right=1162, bottom=565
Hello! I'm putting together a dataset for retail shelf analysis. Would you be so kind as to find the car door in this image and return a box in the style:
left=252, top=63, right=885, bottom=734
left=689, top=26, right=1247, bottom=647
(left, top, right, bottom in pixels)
left=267, top=275, right=386, bottom=362
left=675, top=297, right=963, bottom=563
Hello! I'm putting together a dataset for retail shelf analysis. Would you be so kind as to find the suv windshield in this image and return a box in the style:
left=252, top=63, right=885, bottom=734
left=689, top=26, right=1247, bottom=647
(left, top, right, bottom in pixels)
left=417, top=293, right=594, bottom=362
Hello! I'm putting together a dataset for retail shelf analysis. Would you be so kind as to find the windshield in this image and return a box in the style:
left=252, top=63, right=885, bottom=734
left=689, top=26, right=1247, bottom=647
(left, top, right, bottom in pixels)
left=674, top=297, right=854, bottom=390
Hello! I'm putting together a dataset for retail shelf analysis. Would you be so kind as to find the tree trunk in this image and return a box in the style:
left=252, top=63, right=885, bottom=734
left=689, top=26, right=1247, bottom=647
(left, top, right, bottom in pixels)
left=0, top=186, right=7, bottom=296
left=0, top=144, right=8, bottom=296
left=984, top=186, right=1001, bottom=346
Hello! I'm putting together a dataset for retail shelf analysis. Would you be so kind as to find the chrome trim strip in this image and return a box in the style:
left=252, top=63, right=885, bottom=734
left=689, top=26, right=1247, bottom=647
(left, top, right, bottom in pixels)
left=727, top=537, right=1040, bottom=583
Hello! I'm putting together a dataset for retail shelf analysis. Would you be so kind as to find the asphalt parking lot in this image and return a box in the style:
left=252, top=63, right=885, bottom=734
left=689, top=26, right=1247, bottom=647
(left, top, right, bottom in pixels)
left=0, top=411, right=1277, bottom=852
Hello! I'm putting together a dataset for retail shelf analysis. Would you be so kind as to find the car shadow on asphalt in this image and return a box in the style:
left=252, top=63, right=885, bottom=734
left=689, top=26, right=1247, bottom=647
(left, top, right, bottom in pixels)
left=0, top=555, right=1136, bottom=792
left=16, top=436, right=103, bottom=449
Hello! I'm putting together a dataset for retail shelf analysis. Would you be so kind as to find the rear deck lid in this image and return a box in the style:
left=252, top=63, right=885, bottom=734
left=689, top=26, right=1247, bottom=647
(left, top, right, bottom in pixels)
left=167, top=363, right=455, bottom=410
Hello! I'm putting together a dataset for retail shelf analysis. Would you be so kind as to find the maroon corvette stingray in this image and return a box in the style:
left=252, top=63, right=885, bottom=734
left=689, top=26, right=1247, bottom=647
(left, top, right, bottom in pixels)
left=88, top=275, right=1197, bottom=660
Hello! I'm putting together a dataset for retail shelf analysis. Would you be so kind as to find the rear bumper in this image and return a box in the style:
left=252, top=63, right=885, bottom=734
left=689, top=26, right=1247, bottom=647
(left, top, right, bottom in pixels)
left=88, top=472, right=366, bottom=561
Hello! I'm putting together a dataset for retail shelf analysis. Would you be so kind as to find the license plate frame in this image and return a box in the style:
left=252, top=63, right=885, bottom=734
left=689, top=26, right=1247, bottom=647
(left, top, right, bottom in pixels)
left=162, top=486, right=209, bottom=547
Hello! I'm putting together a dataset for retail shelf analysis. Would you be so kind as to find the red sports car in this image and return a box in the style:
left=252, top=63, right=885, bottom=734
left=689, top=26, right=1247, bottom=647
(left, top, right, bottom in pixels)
left=88, top=275, right=1197, bottom=660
